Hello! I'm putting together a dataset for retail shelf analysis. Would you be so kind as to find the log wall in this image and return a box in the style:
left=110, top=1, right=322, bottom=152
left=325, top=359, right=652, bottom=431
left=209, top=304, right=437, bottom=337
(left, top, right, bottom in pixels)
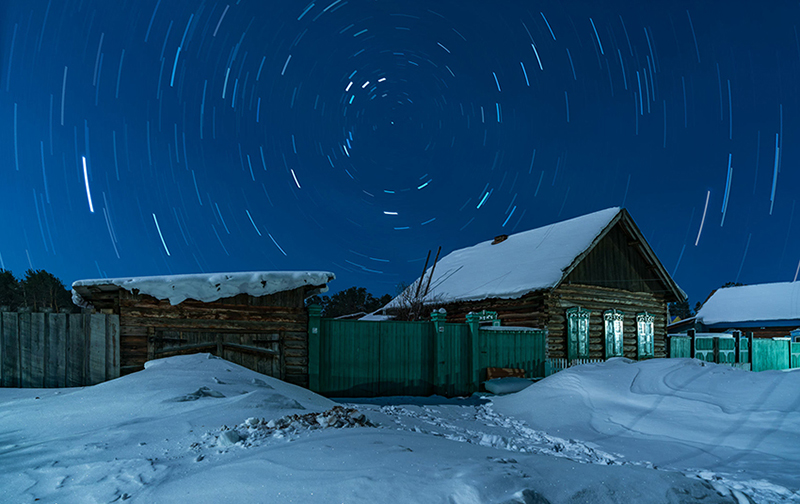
left=545, top=283, right=669, bottom=359
left=434, top=291, right=547, bottom=329
left=82, top=286, right=313, bottom=387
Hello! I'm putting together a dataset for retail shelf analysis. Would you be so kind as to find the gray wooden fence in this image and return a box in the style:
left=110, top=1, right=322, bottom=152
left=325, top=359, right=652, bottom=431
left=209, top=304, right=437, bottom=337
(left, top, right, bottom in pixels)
left=0, top=312, right=119, bottom=388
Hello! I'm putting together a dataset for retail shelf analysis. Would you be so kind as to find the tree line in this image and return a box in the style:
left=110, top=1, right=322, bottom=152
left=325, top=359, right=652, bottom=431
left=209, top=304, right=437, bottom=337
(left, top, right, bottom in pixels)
left=0, top=269, right=76, bottom=313
left=306, top=286, right=392, bottom=319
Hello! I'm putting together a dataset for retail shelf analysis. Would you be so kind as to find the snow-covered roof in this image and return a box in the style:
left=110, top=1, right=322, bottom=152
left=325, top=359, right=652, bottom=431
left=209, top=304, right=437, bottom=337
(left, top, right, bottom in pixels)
left=385, top=208, right=623, bottom=307
left=358, top=311, right=392, bottom=321
left=72, top=271, right=335, bottom=307
left=696, top=281, right=800, bottom=325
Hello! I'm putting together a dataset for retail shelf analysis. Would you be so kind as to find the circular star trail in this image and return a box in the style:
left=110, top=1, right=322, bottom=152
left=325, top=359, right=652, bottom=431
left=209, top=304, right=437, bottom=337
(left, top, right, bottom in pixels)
left=1, top=1, right=799, bottom=305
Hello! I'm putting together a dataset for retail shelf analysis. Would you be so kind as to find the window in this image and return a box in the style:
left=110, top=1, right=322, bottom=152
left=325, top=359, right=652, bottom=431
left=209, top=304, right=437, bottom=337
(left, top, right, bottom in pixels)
left=566, top=306, right=590, bottom=360
left=636, top=311, right=655, bottom=359
left=604, top=310, right=624, bottom=358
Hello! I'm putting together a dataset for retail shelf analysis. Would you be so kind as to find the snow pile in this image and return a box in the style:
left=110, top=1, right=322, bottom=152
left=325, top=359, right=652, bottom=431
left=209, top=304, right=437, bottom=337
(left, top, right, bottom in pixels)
left=696, top=281, right=800, bottom=325
left=72, top=270, right=335, bottom=306
left=0, top=352, right=753, bottom=503
left=493, top=357, right=800, bottom=501
left=383, top=208, right=621, bottom=306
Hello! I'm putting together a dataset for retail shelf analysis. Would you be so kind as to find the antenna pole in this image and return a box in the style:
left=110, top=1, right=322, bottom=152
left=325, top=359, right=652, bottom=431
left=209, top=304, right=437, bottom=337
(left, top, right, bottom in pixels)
left=423, top=246, right=442, bottom=297
left=414, top=250, right=431, bottom=299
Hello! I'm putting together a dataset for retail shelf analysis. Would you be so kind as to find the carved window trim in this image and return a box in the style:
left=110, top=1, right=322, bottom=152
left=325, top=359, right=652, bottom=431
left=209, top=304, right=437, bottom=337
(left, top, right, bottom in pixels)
left=636, top=311, right=655, bottom=359
left=604, top=309, right=624, bottom=358
left=566, top=306, right=590, bottom=359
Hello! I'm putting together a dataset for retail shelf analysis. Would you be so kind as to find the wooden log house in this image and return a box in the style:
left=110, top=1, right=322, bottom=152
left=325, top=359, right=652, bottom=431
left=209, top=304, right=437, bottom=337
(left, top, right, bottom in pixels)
left=72, top=271, right=334, bottom=387
left=380, top=208, right=685, bottom=362
left=669, top=282, right=800, bottom=340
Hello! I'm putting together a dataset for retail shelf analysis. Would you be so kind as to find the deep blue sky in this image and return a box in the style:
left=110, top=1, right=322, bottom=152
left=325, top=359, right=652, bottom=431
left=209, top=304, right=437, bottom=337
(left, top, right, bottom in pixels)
left=1, top=0, right=798, bottom=306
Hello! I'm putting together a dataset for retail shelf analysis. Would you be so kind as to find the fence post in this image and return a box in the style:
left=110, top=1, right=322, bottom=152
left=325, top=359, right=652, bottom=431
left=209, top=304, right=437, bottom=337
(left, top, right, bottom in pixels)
left=747, top=332, right=754, bottom=366
left=688, top=329, right=696, bottom=359
left=307, top=305, right=322, bottom=393
left=430, top=309, right=447, bottom=395
left=466, top=312, right=481, bottom=393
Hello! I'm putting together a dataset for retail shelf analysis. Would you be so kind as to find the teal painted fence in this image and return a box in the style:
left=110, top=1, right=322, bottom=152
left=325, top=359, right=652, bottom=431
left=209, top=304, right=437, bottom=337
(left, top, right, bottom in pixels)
left=669, top=335, right=691, bottom=358
left=308, top=308, right=546, bottom=397
left=752, top=339, right=790, bottom=372
left=1, top=312, right=120, bottom=388
left=479, top=327, right=546, bottom=378
left=668, top=331, right=798, bottom=372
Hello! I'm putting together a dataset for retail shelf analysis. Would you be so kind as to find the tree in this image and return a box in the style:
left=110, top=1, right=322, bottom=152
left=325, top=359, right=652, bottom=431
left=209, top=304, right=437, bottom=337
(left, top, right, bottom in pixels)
left=668, top=299, right=693, bottom=320
left=306, top=287, right=391, bottom=318
left=721, top=281, right=745, bottom=288
left=389, top=281, right=446, bottom=322
left=20, top=269, right=74, bottom=312
left=0, top=269, right=22, bottom=310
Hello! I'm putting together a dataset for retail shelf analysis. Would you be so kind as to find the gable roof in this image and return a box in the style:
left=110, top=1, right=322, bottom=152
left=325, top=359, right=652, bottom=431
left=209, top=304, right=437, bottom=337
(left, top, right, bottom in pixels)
left=385, top=207, right=684, bottom=307
left=72, top=271, right=335, bottom=307
left=696, top=282, right=800, bottom=325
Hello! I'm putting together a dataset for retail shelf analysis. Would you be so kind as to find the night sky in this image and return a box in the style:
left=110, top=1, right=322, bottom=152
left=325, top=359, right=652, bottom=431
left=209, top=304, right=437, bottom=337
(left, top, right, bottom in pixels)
left=1, top=1, right=799, bottom=306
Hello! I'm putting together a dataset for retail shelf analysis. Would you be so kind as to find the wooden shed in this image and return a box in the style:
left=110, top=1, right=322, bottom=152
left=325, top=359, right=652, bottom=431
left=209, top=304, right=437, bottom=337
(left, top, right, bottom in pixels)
left=381, top=208, right=685, bottom=362
left=669, top=282, right=800, bottom=340
left=72, top=271, right=334, bottom=387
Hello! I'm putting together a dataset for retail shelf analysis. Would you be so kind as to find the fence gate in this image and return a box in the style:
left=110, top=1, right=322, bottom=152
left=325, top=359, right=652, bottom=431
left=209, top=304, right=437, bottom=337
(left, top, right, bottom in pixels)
left=693, top=337, right=715, bottom=362
left=149, top=329, right=283, bottom=379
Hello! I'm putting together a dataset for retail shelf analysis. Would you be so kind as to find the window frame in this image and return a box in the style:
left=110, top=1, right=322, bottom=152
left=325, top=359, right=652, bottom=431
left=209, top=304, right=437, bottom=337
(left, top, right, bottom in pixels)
left=636, top=311, right=655, bottom=359
left=603, top=309, right=624, bottom=358
left=566, top=306, right=591, bottom=360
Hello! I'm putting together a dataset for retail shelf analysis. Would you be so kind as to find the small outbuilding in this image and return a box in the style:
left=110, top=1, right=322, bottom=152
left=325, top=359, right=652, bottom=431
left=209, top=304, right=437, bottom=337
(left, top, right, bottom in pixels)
left=72, top=271, right=334, bottom=387
left=380, top=208, right=685, bottom=362
left=671, top=282, right=800, bottom=339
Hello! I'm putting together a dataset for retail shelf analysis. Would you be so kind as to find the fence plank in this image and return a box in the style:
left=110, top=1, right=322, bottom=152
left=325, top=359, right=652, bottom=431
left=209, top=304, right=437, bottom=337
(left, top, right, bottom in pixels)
left=19, top=313, right=32, bottom=387
left=89, top=314, right=107, bottom=385
left=30, top=313, right=45, bottom=387
left=1, top=313, right=19, bottom=387
left=48, top=313, right=67, bottom=387
left=105, top=315, right=120, bottom=380
left=67, top=313, right=85, bottom=386
left=752, top=339, right=790, bottom=372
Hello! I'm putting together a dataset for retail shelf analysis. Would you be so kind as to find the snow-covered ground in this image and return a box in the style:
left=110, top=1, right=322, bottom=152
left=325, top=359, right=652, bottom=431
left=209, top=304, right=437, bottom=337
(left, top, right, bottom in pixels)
left=1, top=354, right=796, bottom=503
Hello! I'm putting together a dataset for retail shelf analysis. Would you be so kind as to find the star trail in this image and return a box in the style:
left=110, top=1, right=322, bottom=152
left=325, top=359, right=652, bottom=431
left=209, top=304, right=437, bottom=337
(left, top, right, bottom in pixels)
left=1, top=1, right=799, bottom=306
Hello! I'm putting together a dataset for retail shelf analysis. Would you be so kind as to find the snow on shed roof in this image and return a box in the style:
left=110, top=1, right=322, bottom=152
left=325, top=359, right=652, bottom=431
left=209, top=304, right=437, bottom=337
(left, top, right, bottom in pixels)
left=695, top=281, right=800, bottom=325
left=386, top=208, right=622, bottom=307
left=72, top=271, right=335, bottom=307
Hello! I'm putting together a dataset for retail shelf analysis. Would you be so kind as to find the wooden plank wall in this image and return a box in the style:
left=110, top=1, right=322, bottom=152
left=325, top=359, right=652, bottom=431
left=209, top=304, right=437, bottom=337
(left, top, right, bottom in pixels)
left=0, top=312, right=119, bottom=388
left=546, top=284, right=668, bottom=360
left=107, top=288, right=310, bottom=387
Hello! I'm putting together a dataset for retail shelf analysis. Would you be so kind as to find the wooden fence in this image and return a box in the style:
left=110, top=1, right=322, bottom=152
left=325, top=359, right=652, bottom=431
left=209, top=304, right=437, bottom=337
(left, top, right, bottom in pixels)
left=668, top=330, right=799, bottom=372
left=0, top=312, right=119, bottom=388
left=307, top=309, right=546, bottom=397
